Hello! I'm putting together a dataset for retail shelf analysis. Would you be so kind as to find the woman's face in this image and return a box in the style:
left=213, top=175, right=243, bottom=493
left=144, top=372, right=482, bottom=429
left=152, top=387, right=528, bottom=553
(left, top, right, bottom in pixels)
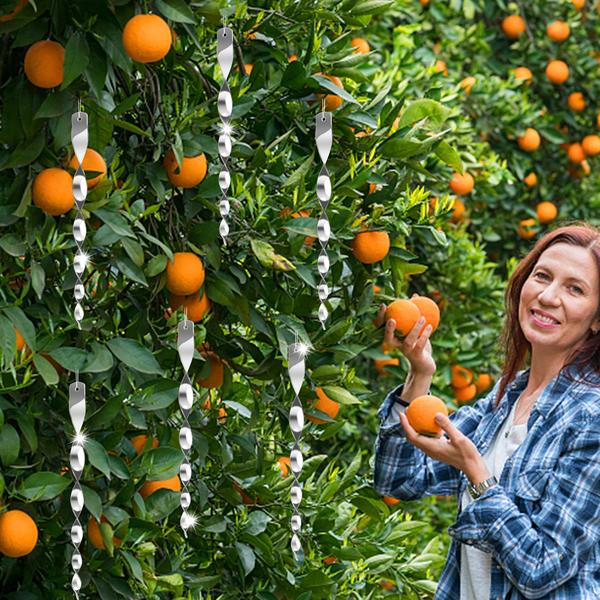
left=519, top=243, right=600, bottom=355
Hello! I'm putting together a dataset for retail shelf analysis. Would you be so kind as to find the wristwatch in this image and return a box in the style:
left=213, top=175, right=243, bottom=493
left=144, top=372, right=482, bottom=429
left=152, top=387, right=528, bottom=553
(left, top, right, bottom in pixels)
left=467, top=475, right=498, bottom=500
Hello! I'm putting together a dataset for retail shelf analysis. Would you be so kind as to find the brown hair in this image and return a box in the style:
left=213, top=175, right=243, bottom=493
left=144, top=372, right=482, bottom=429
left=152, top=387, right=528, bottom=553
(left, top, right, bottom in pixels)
left=495, top=220, right=600, bottom=409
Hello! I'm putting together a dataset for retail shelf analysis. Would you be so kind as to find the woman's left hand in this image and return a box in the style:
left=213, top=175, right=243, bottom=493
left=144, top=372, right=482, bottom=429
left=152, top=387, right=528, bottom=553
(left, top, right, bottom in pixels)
left=399, top=411, right=490, bottom=483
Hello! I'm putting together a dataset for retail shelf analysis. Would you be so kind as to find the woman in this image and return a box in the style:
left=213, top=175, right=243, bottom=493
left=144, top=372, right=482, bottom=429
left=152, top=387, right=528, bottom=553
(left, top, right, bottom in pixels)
left=373, top=223, right=600, bottom=599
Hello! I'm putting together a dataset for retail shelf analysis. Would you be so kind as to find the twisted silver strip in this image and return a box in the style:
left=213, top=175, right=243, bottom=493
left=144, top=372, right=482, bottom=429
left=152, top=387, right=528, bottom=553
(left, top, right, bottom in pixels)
left=69, top=110, right=88, bottom=598
left=287, top=341, right=307, bottom=556
left=69, top=380, right=86, bottom=597
left=315, top=112, right=332, bottom=329
left=71, top=112, right=88, bottom=328
left=216, top=26, right=234, bottom=244
left=177, top=318, right=195, bottom=536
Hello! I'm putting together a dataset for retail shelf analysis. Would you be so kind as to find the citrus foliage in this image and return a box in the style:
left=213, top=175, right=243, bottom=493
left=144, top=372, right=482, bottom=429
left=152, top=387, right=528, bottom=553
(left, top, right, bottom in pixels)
left=1, top=0, right=596, bottom=598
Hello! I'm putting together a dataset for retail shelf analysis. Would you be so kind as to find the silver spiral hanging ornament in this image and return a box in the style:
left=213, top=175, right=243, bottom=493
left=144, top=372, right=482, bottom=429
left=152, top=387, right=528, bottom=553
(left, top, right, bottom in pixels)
left=216, top=26, right=234, bottom=244
left=315, top=111, right=333, bottom=329
left=287, top=338, right=308, bottom=557
left=177, top=312, right=195, bottom=536
left=69, top=107, right=88, bottom=598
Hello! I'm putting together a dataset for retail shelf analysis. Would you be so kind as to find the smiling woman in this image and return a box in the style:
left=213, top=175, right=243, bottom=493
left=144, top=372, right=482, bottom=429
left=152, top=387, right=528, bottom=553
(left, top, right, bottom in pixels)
left=373, top=221, right=600, bottom=599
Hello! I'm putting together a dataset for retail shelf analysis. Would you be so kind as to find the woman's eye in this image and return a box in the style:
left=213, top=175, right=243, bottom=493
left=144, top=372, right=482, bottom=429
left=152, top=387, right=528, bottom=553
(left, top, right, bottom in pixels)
left=534, top=272, right=548, bottom=280
left=571, top=286, right=584, bottom=294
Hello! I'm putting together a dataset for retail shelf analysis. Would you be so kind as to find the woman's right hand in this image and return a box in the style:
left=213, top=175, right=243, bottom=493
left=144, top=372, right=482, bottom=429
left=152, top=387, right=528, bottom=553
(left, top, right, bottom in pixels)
left=375, top=302, right=437, bottom=377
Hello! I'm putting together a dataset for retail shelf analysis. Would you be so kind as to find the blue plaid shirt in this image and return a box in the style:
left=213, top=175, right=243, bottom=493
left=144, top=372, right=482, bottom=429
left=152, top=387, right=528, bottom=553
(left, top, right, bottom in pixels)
left=373, top=364, right=600, bottom=599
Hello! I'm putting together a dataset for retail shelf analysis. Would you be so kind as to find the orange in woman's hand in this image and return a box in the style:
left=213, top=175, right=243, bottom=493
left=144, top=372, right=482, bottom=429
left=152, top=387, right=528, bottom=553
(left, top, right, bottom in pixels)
left=406, top=395, right=448, bottom=436
left=385, top=299, right=421, bottom=336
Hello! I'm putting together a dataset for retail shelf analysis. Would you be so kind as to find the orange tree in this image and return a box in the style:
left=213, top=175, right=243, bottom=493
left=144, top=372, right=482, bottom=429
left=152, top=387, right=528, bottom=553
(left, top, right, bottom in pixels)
left=0, top=0, right=516, bottom=598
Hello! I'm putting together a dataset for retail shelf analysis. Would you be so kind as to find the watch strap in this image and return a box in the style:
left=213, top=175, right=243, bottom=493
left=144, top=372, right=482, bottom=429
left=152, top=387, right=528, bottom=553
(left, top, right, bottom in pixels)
left=467, top=475, right=498, bottom=499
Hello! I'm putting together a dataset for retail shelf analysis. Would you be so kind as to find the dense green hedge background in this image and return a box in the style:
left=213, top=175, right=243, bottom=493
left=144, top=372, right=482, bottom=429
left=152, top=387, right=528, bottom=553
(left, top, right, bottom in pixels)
left=1, top=0, right=599, bottom=598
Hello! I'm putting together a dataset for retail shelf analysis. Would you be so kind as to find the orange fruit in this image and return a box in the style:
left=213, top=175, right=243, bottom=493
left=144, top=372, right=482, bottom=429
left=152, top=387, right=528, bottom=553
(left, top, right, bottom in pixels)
left=572, top=0, right=585, bottom=8
left=459, top=76, right=476, bottom=93
left=567, top=92, right=586, bottom=112
left=582, top=135, right=600, bottom=156
left=32, top=168, right=74, bottom=216
left=140, top=475, right=181, bottom=498
left=451, top=365, right=474, bottom=388
left=244, top=63, right=253, bottom=75
left=517, top=128, right=541, bottom=152
left=409, top=295, right=440, bottom=335
left=198, top=354, right=224, bottom=389
left=454, top=384, right=477, bottom=404
left=122, top=14, right=172, bottom=63
left=351, top=230, right=390, bottom=264
left=374, top=355, right=400, bottom=376
left=373, top=284, right=381, bottom=294
left=307, top=387, right=340, bottom=424
left=385, top=299, right=421, bottom=336
left=351, top=37, right=370, bottom=54
left=277, top=456, right=291, bottom=477
left=87, top=516, right=122, bottom=550
left=405, top=395, right=448, bottom=436
left=524, top=172, right=538, bottom=187
left=68, top=149, right=107, bottom=188
left=449, top=172, right=474, bottom=195
left=202, top=398, right=227, bottom=423
left=0, top=510, right=38, bottom=558
left=14, top=328, right=25, bottom=352
left=165, top=252, right=205, bottom=295
left=545, top=60, right=569, bottom=84
left=169, top=292, right=211, bottom=322
left=501, top=15, right=526, bottom=39
left=382, top=495, right=400, bottom=506
left=130, top=435, right=159, bottom=455
left=232, top=482, right=259, bottom=505
left=434, top=59, right=448, bottom=75
left=24, top=40, right=64, bottom=88
left=0, top=0, right=28, bottom=22
left=379, top=579, right=395, bottom=590
left=518, top=218, right=538, bottom=239
left=163, top=150, right=207, bottom=188
left=512, top=66, right=533, bottom=83
left=288, top=54, right=298, bottom=62
left=316, top=74, right=344, bottom=111
left=536, top=201, right=558, bottom=224
left=546, top=20, right=570, bottom=42
left=474, top=373, right=493, bottom=394
left=368, top=182, right=378, bottom=193
left=323, top=556, right=338, bottom=565
left=568, top=142, right=586, bottom=163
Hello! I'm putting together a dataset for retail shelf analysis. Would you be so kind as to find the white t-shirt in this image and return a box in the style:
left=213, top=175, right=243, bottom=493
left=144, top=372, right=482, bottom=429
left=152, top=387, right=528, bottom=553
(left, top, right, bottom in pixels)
left=459, top=398, right=528, bottom=600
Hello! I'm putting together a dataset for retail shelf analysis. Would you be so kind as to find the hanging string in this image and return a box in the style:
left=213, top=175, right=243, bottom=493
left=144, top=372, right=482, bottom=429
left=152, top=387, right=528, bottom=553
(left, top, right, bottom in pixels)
left=216, top=25, right=234, bottom=244
left=69, top=104, right=89, bottom=597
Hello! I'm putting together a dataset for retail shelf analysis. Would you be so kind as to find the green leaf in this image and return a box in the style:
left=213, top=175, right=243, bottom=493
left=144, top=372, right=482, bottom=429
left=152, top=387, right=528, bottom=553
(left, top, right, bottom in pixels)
left=139, top=447, right=181, bottom=479
left=0, top=423, right=20, bottom=466
left=283, top=153, right=314, bottom=189
left=145, top=254, right=167, bottom=277
left=121, top=238, right=145, bottom=267
left=114, top=255, right=148, bottom=286
left=33, top=353, right=59, bottom=385
left=0, top=233, right=25, bottom=256
left=145, top=488, right=181, bottom=520
left=434, top=140, right=463, bottom=172
left=113, top=118, right=149, bottom=138
left=131, top=380, right=178, bottom=411
left=49, top=347, right=87, bottom=372
left=2, top=135, right=45, bottom=169
left=397, top=99, right=451, bottom=129
left=242, top=511, right=271, bottom=536
left=379, top=137, right=423, bottom=159
left=235, top=542, right=256, bottom=576
left=82, top=484, right=103, bottom=522
left=34, top=91, right=73, bottom=119
left=20, top=471, right=70, bottom=501
left=82, top=342, right=114, bottom=373
left=3, top=306, right=36, bottom=352
left=30, top=260, right=45, bottom=299
left=122, top=551, right=144, bottom=584
left=250, top=239, right=295, bottom=271
left=155, top=0, right=195, bottom=23
left=85, top=438, right=112, bottom=480
left=321, top=386, right=361, bottom=405
left=107, top=338, right=163, bottom=375
left=350, top=0, right=394, bottom=15
left=313, top=75, right=360, bottom=106
left=62, top=33, right=90, bottom=89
